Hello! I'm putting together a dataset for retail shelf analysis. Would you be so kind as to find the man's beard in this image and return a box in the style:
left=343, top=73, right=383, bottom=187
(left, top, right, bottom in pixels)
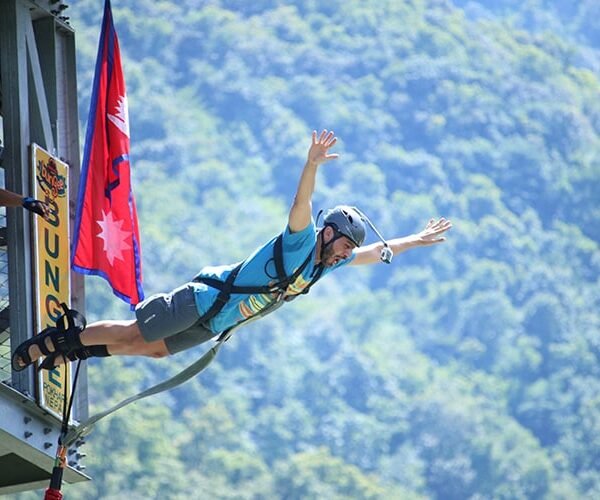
left=321, top=242, right=339, bottom=267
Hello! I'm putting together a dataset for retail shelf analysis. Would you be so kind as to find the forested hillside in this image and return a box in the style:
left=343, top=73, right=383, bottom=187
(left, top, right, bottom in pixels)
left=12, top=0, right=600, bottom=498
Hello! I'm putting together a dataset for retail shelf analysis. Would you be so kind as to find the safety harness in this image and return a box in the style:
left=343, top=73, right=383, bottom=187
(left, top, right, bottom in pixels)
left=192, top=232, right=324, bottom=340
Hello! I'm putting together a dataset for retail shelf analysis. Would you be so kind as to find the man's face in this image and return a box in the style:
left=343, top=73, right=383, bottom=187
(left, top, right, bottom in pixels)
left=321, top=233, right=356, bottom=267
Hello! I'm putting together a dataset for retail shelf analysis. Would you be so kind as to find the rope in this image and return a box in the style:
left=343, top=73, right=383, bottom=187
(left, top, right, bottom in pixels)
left=44, top=356, right=84, bottom=499
left=61, top=332, right=231, bottom=447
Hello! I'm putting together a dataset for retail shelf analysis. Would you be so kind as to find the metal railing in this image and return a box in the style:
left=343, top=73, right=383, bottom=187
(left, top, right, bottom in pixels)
left=0, top=208, right=10, bottom=381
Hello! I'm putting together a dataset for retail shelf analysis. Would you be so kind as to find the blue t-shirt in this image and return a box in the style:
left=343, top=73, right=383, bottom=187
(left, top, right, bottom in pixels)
left=193, top=219, right=354, bottom=334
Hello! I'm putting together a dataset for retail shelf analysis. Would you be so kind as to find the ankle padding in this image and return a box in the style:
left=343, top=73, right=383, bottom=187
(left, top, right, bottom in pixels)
left=69, top=345, right=111, bottom=361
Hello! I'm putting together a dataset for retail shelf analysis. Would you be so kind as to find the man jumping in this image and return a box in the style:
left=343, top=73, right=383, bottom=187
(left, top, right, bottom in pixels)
left=12, top=130, right=451, bottom=371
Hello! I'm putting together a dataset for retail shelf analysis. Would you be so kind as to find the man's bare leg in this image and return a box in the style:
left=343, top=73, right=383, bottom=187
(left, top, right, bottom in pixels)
left=81, top=320, right=170, bottom=357
left=21, top=319, right=169, bottom=367
left=80, top=319, right=140, bottom=346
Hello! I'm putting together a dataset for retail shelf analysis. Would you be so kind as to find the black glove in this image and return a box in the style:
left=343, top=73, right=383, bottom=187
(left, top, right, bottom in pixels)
left=22, top=197, right=48, bottom=218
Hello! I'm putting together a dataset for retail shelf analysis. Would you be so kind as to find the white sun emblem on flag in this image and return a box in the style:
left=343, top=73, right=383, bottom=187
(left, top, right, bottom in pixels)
left=96, top=210, right=132, bottom=265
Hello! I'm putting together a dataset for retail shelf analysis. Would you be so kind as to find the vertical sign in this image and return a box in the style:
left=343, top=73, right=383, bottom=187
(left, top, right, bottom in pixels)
left=31, top=143, right=72, bottom=419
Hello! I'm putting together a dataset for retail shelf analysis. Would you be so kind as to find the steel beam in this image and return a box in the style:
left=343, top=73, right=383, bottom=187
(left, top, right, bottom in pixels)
left=0, top=0, right=36, bottom=396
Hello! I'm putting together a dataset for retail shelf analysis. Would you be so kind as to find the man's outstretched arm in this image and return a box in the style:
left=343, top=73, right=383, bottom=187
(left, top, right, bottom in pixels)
left=351, top=217, right=452, bottom=266
left=288, top=130, right=338, bottom=233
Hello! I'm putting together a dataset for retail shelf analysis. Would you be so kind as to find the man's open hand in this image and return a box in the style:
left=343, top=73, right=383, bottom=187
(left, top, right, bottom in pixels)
left=307, top=129, right=339, bottom=166
left=416, top=217, right=453, bottom=245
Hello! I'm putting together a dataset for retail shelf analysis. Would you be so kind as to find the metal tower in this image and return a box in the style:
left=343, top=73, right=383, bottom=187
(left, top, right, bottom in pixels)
left=0, top=0, right=88, bottom=493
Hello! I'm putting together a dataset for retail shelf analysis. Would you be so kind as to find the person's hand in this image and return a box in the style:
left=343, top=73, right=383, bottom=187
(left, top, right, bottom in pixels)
left=307, top=129, right=339, bottom=166
left=22, top=197, right=51, bottom=221
left=415, top=217, right=452, bottom=245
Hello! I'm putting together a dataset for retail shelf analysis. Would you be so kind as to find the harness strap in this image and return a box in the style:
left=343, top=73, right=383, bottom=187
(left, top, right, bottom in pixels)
left=192, top=262, right=243, bottom=326
left=61, top=332, right=230, bottom=447
left=273, top=233, right=288, bottom=289
left=306, top=263, right=324, bottom=291
left=272, top=234, right=315, bottom=299
left=197, top=277, right=280, bottom=295
left=194, top=235, right=312, bottom=293
left=192, top=233, right=315, bottom=327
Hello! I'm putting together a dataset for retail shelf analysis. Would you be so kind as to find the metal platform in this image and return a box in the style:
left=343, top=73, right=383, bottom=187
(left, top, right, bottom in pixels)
left=0, top=381, right=89, bottom=495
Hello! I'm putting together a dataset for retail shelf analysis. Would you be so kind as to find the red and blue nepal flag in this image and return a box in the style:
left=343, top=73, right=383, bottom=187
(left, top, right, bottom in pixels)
left=72, top=0, right=144, bottom=308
